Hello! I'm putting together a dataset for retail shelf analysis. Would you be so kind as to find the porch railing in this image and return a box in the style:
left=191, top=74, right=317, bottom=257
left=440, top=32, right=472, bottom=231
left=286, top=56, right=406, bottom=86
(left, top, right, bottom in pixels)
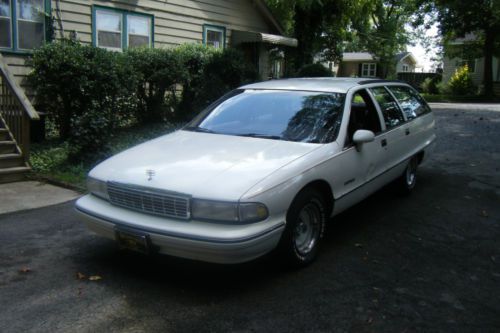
left=0, top=53, right=39, bottom=161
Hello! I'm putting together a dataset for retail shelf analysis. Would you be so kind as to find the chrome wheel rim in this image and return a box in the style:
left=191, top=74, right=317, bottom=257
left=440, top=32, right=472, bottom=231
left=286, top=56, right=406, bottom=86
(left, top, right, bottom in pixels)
left=406, top=158, right=417, bottom=187
left=293, top=201, right=321, bottom=256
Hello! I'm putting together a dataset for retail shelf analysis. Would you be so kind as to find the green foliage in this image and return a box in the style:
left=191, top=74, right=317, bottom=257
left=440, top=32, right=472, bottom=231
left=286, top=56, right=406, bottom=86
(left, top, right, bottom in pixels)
left=176, top=45, right=257, bottom=117
left=29, top=41, right=257, bottom=165
left=28, top=40, right=138, bottom=139
left=448, top=65, right=476, bottom=95
left=421, top=76, right=441, bottom=95
left=296, top=63, right=334, bottom=77
left=126, top=47, right=188, bottom=123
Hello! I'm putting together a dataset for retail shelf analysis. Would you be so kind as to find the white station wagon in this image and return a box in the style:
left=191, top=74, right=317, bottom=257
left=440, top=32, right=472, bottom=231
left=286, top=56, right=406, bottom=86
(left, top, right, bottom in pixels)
left=76, top=78, right=436, bottom=266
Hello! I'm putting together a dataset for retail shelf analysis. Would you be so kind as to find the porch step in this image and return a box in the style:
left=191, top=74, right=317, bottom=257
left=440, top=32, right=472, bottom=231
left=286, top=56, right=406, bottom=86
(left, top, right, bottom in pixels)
left=0, top=166, right=30, bottom=184
left=0, top=153, right=24, bottom=168
left=0, top=128, right=8, bottom=141
left=0, top=141, right=16, bottom=154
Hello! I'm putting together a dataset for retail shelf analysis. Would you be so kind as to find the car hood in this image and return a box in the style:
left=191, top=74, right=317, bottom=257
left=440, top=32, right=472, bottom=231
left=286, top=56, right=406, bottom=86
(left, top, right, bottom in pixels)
left=90, top=130, right=322, bottom=201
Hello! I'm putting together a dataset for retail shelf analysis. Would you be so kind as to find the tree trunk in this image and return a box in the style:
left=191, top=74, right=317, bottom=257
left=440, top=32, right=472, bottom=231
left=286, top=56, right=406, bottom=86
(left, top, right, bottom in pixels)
left=483, top=28, right=494, bottom=97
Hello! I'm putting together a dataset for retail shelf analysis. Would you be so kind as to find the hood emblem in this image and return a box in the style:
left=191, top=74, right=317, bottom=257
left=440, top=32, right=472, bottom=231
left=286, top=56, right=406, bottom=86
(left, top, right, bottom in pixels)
left=146, top=169, right=156, bottom=181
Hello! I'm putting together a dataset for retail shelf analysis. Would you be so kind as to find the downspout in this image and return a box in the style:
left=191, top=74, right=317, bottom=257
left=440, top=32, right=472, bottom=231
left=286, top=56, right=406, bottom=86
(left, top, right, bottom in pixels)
left=55, top=0, right=64, bottom=39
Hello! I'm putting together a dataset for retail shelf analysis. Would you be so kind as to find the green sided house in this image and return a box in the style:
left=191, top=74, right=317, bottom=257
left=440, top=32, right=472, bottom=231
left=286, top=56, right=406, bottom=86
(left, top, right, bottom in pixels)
left=0, top=0, right=297, bottom=182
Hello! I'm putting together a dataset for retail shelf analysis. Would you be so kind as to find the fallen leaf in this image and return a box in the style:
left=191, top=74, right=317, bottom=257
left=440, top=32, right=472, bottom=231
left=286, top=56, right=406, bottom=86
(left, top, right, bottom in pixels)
left=464, top=195, right=472, bottom=200
left=367, top=317, right=373, bottom=324
left=88, top=275, right=102, bottom=281
left=19, top=267, right=31, bottom=273
left=354, top=243, right=363, bottom=248
left=492, top=256, right=496, bottom=263
left=480, top=210, right=489, bottom=218
left=77, top=287, right=83, bottom=296
left=76, top=272, right=86, bottom=280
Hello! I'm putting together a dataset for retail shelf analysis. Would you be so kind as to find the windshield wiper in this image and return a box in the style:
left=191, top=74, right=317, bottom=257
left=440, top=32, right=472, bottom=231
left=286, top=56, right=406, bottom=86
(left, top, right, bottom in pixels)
left=185, top=127, right=218, bottom=134
left=236, top=133, right=282, bottom=140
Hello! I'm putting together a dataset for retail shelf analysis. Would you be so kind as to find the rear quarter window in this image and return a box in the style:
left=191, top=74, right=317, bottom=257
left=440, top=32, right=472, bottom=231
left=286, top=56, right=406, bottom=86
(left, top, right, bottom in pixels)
left=369, top=87, right=404, bottom=129
left=388, top=86, right=432, bottom=120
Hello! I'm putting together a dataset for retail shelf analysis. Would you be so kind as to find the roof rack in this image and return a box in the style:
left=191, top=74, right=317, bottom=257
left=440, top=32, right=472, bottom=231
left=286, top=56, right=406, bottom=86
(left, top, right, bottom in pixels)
left=357, top=79, right=405, bottom=85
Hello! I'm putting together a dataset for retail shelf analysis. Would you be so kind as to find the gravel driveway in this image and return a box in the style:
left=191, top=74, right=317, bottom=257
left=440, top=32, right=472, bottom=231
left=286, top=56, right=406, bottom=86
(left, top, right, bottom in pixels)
left=1, top=103, right=499, bottom=332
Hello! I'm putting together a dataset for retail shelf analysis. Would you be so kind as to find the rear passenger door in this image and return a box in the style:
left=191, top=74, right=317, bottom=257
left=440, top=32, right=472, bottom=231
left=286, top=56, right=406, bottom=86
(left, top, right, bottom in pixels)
left=369, top=86, right=407, bottom=171
left=386, top=85, right=433, bottom=160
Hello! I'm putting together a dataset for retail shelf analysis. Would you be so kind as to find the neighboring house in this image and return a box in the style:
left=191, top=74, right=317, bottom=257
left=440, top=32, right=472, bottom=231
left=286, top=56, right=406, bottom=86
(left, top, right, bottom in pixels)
left=442, top=34, right=500, bottom=88
left=337, top=52, right=417, bottom=78
left=0, top=0, right=297, bottom=96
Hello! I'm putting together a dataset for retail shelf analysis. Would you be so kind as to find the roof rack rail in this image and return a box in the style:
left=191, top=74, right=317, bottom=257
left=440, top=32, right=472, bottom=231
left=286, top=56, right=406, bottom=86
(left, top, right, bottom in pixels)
left=358, top=79, right=405, bottom=85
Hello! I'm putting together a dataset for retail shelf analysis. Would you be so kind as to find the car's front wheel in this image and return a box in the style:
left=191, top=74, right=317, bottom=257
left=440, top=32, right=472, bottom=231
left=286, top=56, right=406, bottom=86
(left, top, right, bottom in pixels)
left=277, top=188, right=327, bottom=267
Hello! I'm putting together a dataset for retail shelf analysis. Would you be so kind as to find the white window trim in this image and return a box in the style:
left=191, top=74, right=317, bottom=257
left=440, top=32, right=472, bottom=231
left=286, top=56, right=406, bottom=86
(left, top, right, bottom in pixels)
left=362, top=63, right=377, bottom=77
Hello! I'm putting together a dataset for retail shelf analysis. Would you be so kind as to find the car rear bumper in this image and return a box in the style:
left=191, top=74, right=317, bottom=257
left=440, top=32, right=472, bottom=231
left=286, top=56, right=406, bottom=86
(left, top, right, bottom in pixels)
left=75, top=194, right=285, bottom=264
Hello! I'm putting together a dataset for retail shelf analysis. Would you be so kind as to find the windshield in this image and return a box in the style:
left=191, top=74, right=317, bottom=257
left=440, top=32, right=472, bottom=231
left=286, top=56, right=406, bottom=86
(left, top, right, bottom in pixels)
left=185, top=90, right=345, bottom=144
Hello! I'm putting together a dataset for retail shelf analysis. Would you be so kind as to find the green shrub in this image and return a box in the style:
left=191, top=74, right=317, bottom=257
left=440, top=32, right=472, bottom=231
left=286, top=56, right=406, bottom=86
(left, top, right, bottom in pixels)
left=126, top=47, right=187, bottom=123
left=448, top=65, right=476, bottom=96
left=29, top=40, right=138, bottom=140
left=421, top=76, right=441, bottom=95
left=176, top=46, right=257, bottom=118
left=296, top=63, right=334, bottom=77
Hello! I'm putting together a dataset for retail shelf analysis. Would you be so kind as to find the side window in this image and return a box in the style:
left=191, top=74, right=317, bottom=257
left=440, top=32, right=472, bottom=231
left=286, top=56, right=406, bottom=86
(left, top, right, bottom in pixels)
left=388, top=86, right=431, bottom=120
left=370, top=87, right=404, bottom=130
left=346, top=89, right=382, bottom=146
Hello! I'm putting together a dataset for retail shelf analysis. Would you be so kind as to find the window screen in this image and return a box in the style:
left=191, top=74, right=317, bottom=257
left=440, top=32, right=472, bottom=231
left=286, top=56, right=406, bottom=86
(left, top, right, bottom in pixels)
left=96, top=10, right=122, bottom=49
left=17, top=0, right=44, bottom=50
left=0, top=0, right=11, bottom=48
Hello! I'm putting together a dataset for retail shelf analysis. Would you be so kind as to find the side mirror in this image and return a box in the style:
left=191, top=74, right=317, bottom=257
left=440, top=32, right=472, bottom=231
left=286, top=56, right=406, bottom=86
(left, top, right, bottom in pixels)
left=353, top=129, right=375, bottom=152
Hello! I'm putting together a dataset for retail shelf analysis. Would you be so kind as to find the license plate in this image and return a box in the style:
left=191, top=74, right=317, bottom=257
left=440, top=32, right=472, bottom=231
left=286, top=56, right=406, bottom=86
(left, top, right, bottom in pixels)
left=115, top=227, right=151, bottom=254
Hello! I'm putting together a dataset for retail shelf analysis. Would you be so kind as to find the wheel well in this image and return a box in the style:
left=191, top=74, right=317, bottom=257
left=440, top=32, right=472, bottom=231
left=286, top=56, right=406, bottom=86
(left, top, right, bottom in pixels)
left=416, top=151, right=425, bottom=165
left=301, top=180, right=334, bottom=217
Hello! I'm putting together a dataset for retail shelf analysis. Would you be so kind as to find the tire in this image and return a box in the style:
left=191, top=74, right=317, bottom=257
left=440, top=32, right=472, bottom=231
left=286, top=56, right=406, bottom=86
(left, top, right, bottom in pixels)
left=396, top=156, right=418, bottom=194
left=277, top=187, right=327, bottom=267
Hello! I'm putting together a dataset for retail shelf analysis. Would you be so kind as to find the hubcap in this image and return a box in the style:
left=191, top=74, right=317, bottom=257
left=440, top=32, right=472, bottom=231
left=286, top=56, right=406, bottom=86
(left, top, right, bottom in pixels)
left=293, top=201, right=321, bottom=256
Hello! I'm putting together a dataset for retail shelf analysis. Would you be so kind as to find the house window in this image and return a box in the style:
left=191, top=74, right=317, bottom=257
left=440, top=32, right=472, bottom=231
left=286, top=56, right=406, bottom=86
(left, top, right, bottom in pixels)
left=203, top=24, right=225, bottom=49
left=0, top=0, right=47, bottom=52
left=402, top=64, right=409, bottom=72
left=93, top=6, right=153, bottom=51
left=362, top=63, right=377, bottom=77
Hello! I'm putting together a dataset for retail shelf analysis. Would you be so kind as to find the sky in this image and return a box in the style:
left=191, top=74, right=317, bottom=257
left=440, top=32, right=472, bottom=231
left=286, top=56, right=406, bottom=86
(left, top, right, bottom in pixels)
left=407, top=23, right=440, bottom=72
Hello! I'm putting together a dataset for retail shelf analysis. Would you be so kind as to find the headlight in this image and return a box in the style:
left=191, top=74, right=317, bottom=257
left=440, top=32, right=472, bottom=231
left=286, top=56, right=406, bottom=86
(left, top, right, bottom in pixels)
left=191, top=199, right=269, bottom=223
left=86, top=176, right=109, bottom=200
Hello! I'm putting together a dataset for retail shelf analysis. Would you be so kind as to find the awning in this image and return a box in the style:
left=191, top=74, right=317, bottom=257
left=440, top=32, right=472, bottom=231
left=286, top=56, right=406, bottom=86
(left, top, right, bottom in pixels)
left=232, top=30, right=298, bottom=47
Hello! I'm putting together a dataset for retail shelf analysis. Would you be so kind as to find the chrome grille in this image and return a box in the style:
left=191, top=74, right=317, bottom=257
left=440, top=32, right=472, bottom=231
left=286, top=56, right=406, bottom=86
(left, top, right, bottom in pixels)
left=107, top=182, right=190, bottom=220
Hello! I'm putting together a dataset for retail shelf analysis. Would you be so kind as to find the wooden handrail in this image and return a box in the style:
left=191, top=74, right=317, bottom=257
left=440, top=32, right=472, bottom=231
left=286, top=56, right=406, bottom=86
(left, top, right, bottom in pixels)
left=0, top=53, right=39, bottom=120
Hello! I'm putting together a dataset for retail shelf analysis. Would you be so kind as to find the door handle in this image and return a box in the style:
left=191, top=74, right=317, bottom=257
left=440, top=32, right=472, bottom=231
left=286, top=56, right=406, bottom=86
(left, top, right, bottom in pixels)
left=381, top=139, right=387, bottom=147
left=405, top=128, right=410, bottom=135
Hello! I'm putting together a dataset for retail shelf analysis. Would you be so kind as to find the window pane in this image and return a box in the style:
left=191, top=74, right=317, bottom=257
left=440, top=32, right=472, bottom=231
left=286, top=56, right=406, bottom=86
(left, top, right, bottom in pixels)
left=207, top=29, right=222, bottom=48
left=96, top=10, right=121, bottom=32
left=191, top=90, right=345, bottom=144
left=17, top=0, right=43, bottom=22
left=0, top=17, right=11, bottom=47
left=128, top=15, right=149, bottom=36
left=129, top=35, right=149, bottom=48
left=389, top=86, right=431, bottom=119
left=370, top=87, right=404, bottom=129
left=0, top=0, right=10, bottom=17
left=98, top=31, right=121, bottom=48
left=18, top=20, right=43, bottom=49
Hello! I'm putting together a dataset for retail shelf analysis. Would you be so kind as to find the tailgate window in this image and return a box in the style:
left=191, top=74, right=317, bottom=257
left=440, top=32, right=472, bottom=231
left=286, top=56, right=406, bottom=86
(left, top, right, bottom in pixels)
left=388, top=86, right=432, bottom=120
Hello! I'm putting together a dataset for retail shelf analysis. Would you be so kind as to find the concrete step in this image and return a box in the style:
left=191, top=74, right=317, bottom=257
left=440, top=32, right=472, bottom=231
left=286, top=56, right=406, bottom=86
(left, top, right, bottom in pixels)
left=0, top=153, right=24, bottom=168
left=0, top=141, right=16, bottom=154
left=0, top=166, right=30, bottom=184
left=0, top=128, right=8, bottom=141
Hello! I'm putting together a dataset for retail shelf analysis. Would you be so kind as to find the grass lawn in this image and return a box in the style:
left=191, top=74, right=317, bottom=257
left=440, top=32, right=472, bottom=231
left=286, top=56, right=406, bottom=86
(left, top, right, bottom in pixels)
left=30, top=122, right=182, bottom=191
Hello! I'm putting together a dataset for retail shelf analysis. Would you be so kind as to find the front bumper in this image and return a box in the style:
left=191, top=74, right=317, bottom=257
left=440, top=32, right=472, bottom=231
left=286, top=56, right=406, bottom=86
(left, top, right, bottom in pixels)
left=75, top=194, right=285, bottom=264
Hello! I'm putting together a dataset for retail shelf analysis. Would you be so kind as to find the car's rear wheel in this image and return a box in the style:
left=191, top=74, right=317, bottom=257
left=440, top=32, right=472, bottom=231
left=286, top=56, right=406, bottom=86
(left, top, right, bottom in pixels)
left=277, top=188, right=326, bottom=267
left=397, top=156, right=418, bottom=194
